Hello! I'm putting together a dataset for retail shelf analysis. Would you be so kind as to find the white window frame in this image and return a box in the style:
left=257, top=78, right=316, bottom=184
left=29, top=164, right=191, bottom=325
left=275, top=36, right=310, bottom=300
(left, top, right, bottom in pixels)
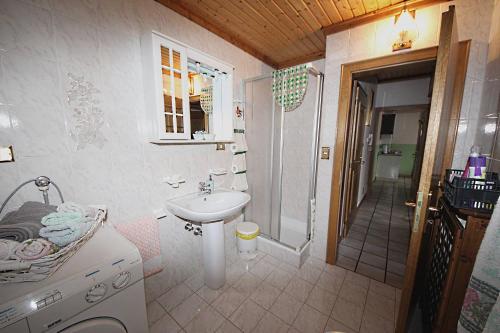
left=142, top=31, right=234, bottom=142
left=152, top=34, right=191, bottom=139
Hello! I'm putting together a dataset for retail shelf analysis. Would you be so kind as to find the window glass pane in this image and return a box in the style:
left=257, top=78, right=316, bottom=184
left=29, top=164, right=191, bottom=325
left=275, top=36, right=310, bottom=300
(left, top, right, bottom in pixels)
left=162, top=68, right=173, bottom=113
left=173, top=72, right=183, bottom=115
left=173, top=51, right=181, bottom=70
left=176, top=115, right=184, bottom=133
left=165, top=114, right=174, bottom=133
left=161, top=46, right=170, bottom=67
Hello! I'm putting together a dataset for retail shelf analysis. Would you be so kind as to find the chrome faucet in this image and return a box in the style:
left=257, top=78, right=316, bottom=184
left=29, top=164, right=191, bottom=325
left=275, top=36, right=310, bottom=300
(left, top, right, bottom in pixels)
left=199, top=174, right=214, bottom=194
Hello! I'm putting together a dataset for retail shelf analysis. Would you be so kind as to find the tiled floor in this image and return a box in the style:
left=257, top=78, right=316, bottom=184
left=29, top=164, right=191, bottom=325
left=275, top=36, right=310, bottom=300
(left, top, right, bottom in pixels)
left=146, top=252, right=401, bottom=333
left=337, top=179, right=412, bottom=288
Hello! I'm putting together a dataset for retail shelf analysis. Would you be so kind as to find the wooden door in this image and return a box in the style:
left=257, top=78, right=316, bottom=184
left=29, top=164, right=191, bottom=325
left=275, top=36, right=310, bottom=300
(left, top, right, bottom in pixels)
left=410, top=110, right=430, bottom=198
left=342, top=82, right=368, bottom=236
left=396, top=6, right=460, bottom=332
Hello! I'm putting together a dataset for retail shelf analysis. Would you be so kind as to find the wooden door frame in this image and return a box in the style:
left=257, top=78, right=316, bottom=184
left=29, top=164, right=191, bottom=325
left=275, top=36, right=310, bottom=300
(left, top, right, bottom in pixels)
left=326, top=46, right=439, bottom=265
left=325, top=40, right=470, bottom=326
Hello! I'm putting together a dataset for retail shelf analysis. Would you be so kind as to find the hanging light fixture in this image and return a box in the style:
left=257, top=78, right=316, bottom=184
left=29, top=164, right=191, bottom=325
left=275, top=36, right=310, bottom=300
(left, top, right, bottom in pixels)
left=392, top=7, right=419, bottom=51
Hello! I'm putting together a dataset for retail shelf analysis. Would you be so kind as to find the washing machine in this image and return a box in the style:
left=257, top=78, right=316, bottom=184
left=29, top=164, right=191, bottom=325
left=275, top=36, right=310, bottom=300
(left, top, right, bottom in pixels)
left=0, top=225, right=148, bottom=333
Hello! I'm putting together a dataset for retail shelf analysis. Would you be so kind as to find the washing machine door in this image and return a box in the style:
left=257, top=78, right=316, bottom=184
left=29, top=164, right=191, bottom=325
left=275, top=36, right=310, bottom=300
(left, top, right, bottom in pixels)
left=59, top=318, right=126, bottom=333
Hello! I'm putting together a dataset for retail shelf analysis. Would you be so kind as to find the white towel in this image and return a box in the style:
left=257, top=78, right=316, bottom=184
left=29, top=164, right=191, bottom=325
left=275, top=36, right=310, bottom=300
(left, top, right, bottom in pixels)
left=234, top=117, right=245, bottom=131
left=0, top=239, right=19, bottom=260
left=231, top=173, right=248, bottom=192
left=230, top=133, right=248, bottom=154
left=232, top=154, right=247, bottom=173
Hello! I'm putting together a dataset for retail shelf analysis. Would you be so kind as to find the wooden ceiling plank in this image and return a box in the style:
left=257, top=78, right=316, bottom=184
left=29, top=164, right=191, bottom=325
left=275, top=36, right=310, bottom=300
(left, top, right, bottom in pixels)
left=287, top=0, right=329, bottom=46
left=261, top=0, right=323, bottom=52
left=225, top=0, right=310, bottom=57
left=155, top=0, right=279, bottom=67
left=271, top=0, right=325, bottom=49
left=277, top=50, right=325, bottom=68
left=239, top=0, right=315, bottom=55
left=348, top=0, right=367, bottom=16
left=208, top=0, right=301, bottom=58
left=362, top=0, right=380, bottom=12
left=377, top=0, right=392, bottom=7
left=323, top=0, right=451, bottom=35
left=302, top=0, right=334, bottom=26
left=333, top=0, right=355, bottom=20
left=288, top=0, right=324, bottom=28
left=184, top=0, right=294, bottom=59
left=317, top=0, right=344, bottom=23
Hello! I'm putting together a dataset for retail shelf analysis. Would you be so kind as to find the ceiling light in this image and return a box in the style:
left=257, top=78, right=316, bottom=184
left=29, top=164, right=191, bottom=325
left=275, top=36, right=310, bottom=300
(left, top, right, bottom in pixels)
left=393, top=8, right=419, bottom=51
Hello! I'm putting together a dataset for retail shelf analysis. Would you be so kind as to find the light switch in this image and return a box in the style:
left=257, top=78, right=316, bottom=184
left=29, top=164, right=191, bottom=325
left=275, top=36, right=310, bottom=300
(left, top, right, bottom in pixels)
left=321, top=147, right=330, bottom=160
left=0, top=146, right=14, bottom=162
left=216, top=143, right=225, bottom=150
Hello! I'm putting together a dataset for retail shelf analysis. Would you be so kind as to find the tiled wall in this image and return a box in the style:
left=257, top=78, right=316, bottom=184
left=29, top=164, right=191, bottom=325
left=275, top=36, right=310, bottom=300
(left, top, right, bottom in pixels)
left=0, top=0, right=270, bottom=296
left=311, top=0, right=497, bottom=260
left=482, top=0, right=500, bottom=171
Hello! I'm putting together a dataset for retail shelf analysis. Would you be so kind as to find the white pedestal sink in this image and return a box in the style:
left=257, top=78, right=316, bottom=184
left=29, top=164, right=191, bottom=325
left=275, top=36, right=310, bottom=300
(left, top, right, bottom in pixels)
left=165, top=189, right=251, bottom=289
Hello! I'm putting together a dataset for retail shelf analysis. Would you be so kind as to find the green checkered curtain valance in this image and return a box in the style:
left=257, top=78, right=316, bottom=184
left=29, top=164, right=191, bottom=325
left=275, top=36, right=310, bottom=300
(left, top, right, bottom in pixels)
left=272, top=64, right=308, bottom=112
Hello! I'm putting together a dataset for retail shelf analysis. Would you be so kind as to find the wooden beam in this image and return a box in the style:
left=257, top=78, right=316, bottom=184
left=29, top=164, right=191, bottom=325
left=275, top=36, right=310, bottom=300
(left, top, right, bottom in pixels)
left=323, top=0, right=451, bottom=35
left=277, top=51, right=326, bottom=69
left=155, top=0, right=279, bottom=68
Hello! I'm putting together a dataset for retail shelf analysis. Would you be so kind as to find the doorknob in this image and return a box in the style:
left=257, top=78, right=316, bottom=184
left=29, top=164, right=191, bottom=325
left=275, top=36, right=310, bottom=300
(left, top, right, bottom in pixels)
left=405, top=201, right=417, bottom=208
left=428, top=206, right=439, bottom=212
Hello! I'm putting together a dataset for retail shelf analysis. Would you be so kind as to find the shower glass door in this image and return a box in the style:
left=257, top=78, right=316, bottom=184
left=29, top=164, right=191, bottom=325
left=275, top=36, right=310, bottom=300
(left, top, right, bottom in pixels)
left=244, top=70, right=322, bottom=249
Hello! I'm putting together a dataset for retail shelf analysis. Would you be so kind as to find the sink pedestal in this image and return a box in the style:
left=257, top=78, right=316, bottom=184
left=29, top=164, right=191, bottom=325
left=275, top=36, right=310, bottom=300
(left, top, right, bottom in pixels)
left=202, top=220, right=225, bottom=289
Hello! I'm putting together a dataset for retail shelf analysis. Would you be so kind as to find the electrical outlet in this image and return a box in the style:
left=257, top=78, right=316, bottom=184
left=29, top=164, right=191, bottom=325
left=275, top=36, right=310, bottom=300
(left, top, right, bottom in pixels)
left=321, top=147, right=330, bottom=160
left=216, top=143, right=225, bottom=150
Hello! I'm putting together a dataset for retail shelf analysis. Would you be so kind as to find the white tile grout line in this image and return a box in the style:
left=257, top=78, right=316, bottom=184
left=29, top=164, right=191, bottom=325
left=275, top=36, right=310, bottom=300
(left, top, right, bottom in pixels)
left=149, top=251, right=401, bottom=332
left=352, top=184, right=384, bottom=272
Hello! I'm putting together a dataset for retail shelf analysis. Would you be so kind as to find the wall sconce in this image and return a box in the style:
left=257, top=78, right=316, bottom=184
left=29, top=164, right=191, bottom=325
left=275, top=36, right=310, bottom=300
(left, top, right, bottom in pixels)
left=393, top=8, right=419, bottom=51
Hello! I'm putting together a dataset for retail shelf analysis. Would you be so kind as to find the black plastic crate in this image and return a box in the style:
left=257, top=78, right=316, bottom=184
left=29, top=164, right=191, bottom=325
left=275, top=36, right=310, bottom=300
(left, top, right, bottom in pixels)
left=444, top=169, right=499, bottom=213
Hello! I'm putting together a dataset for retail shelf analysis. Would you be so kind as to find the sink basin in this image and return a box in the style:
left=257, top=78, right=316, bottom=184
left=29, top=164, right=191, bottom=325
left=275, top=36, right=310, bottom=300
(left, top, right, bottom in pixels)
left=166, top=188, right=251, bottom=289
left=165, top=188, right=251, bottom=223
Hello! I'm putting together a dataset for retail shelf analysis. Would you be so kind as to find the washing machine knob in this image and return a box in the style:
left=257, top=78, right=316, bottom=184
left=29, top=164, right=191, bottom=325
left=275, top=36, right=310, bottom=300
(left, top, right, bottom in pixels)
left=85, top=283, right=107, bottom=303
left=112, top=271, right=131, bottom=289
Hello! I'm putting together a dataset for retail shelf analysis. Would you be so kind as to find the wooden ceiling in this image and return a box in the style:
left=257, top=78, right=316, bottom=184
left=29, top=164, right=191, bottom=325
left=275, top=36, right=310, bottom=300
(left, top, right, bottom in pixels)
left=353, top=59, right=436, bottom=82
left=156, top=0, right=448, bottom=68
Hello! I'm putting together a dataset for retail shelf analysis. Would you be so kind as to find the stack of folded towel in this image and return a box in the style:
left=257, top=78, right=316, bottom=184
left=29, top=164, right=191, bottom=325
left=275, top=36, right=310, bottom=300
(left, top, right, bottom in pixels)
left=0, top=201, right=56, bottom=242
left=0, top=238, right=58, bottom=261
left=38, top=202, right=96, bottom=247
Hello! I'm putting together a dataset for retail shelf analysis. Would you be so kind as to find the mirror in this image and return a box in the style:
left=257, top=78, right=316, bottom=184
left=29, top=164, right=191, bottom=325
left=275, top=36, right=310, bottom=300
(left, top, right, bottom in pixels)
left=188, top=59, right=219, bottom=139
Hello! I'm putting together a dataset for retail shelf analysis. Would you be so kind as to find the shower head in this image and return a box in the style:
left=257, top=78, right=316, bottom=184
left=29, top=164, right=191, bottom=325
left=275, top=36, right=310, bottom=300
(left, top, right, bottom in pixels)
left=34, top=176, right=51, bottom=189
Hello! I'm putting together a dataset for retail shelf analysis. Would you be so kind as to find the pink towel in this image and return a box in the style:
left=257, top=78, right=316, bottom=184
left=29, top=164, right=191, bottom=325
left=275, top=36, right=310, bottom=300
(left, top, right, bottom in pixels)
left=113, top=217, right=162, bottom=278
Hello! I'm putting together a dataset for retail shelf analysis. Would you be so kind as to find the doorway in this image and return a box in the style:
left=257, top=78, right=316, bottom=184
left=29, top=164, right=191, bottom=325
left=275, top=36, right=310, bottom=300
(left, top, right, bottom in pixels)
left=325, top=7, right=470, bottom=331
left=336, top=63, right=436, bottom=289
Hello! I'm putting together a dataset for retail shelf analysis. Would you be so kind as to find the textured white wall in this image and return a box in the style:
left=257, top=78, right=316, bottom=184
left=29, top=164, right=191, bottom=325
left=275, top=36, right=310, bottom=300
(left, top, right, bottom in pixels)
left=379, top=111, right=422, bottom=145
left=474, top=0, right=500, bottom=171
left=0, top=0, right=270, bottom=299
left=375, top=78, right=431, bottom=107
left=311, top=0, right=496, bottom=260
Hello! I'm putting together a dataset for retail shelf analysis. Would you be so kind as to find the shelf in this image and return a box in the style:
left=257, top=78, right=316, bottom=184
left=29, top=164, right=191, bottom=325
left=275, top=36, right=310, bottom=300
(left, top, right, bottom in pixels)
left=149, top=139, right=234, bottom=145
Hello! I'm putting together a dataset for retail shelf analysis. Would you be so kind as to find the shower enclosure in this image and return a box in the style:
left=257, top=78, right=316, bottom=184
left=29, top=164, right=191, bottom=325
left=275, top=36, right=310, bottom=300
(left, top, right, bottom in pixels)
left=243, top=64, right=324, bottom=250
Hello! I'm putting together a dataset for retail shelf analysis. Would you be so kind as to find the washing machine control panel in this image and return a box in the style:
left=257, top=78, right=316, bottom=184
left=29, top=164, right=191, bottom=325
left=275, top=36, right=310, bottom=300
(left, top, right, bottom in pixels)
left=85, top=283, right=108, bottom=303
left=0, top=252, right=142, bottom=331
left=35, top=291, right=62, bottom=310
